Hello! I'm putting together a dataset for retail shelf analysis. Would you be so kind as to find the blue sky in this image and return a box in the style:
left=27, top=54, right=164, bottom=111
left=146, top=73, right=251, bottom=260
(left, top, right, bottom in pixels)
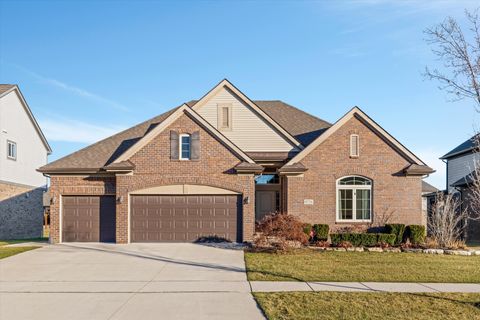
left=0, top=0, right=478, bottom=189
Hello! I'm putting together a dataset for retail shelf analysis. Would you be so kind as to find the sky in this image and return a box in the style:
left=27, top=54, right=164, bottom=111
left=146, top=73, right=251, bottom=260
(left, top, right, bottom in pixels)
left=0, top=0, right=478, bottom=189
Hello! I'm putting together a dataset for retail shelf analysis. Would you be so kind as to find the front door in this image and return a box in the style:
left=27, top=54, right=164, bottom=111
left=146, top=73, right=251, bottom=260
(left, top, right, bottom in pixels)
left=255, top=191, right=277, bottom=222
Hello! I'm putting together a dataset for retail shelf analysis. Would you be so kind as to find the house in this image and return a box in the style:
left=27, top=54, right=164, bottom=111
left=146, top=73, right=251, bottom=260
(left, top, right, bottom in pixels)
left=421, top=180, right=438, bottom=225
left=0, top=84, right=52, bottom=239
left=441, top=135, right=480, bottom=242
left=38, top=79, right=433, bottom=243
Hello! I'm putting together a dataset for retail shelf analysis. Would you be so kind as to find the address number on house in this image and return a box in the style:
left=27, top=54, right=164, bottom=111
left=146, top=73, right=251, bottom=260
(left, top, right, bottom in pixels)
left=304, top=199, right=314, bottom=205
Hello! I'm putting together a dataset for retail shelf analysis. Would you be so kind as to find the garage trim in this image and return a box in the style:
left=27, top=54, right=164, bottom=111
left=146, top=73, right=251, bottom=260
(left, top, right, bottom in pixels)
left=130, top=184, right=241, bottom=195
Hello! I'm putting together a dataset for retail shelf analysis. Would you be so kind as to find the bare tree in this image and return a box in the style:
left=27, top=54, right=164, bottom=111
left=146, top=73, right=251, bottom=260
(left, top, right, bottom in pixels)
left=424, top=9, right=480, bottom=110
left=465, top=136, right=480, bottom=220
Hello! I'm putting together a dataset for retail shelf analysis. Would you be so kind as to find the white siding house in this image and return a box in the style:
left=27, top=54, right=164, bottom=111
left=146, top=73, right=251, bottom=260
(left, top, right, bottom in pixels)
left=0, top=85, right=51, bottom=239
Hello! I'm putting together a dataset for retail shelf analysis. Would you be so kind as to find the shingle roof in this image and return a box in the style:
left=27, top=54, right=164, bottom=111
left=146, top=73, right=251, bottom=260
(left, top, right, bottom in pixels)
left=39, top=100, right=331, bottom=173
left=451, top=170, right=475, bottom=188
left=0, top=84, right=15, bottom=95
left=441, top=135, right=478, bottom=160
left=422, top=181, right=438, bottom=193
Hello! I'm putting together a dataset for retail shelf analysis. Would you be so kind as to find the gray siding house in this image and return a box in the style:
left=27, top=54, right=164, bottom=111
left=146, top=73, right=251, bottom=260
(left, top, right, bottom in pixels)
left=0, top=85, right=51, bottom=239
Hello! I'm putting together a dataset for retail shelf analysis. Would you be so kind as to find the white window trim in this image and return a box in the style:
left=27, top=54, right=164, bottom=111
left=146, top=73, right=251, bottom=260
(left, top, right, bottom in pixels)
left=350, top=134, right=359, bottom=158
left=335, top=176, right=372, bottom=222
left=217, top=103, right=232, bottom=131
left=179, top=134, right=191, bottom=161
left=7, top=140, right=16, bottom=160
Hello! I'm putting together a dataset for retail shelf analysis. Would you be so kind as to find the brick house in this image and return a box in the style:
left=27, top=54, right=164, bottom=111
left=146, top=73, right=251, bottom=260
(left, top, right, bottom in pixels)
left=38, top=80, right=433, bottom=244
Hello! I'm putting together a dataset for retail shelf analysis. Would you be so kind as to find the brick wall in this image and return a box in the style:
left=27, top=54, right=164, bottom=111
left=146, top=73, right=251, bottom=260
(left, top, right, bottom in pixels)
left=286, top=116, right=423, bottom=232
left=0, top=181, right=44, bottom=239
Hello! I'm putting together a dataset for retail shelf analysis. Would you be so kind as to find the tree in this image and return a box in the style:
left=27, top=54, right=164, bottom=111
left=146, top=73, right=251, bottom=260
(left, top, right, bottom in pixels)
left=424, top=9, right=480, bottom=111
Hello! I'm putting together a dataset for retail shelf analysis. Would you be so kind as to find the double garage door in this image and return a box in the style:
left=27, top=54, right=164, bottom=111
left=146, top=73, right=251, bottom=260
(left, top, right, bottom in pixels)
left=62, top=195, right=241, bottom=243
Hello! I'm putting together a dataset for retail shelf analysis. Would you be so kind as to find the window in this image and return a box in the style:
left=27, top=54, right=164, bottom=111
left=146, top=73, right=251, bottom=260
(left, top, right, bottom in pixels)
left=337, top=176, right=371, bottom=222
left=7, top=140, right=16, bottom=160
left=179, top=134, right=191, bottom=160
left=350, top=134, right=359, bottom=157
left=254, top=174, right=280, bottom=184
left=218, top=103, right=232, bottom=130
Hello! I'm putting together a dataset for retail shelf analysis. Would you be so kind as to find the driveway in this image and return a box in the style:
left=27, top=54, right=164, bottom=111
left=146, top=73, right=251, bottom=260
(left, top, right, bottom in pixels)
left=0, top=243, right=265, bottom=320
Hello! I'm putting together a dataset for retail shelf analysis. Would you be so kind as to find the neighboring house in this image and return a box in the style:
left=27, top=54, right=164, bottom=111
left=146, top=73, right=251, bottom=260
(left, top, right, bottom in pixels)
left=0, top=84, right=52, bottom=239
left=421, top=180, right=438, bottom=225
left=441, top=136, right=480, bottom=242
left=38, top=79, right=433, bottom=244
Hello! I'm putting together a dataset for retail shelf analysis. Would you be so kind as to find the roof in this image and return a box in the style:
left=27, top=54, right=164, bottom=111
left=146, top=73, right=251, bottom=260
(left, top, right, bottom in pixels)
left=451, top=170, right=475, bottom=188
left=422, top=180, right=438, bottom=193
left=403, top=164, right=435, bottom=175
left=0, top=84, right=52, bottom=154
left=441, top=135, right=477, bottom=160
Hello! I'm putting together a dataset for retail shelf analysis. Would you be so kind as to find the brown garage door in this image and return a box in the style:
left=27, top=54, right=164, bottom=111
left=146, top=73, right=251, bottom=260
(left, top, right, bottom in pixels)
left=131, top=195, right=241, bottom=242
left=62, top=196, right=116, bottom=242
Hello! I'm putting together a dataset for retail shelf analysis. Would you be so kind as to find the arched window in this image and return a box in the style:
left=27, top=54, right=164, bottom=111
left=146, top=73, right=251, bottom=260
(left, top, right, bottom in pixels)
left=179, top=134, right=191, bottom=160
left=337, top=176, right=372, bottom=222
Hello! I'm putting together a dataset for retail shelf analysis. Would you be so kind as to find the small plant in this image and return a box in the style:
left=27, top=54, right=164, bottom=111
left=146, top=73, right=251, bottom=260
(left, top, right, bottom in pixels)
left=338, top=241, right=353, bottom=248
left=377, top=233, right=396, bottom=247
left=312, top=224, right=329, bottom=241
left=303, top=223, right=313, bottom=240
left=255, top=213, right=308, bottom=250
left=385, top=224, right=406, bottom=245
left=422, top=237, right=440, bottom=249
left=407, top=225, right=426, bottom=245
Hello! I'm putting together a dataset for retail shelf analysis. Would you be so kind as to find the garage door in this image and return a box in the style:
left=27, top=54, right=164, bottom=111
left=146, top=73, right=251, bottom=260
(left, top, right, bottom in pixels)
left=62, top=196, right=116, bottom=242
left=131, top=195, right=241, bottom=242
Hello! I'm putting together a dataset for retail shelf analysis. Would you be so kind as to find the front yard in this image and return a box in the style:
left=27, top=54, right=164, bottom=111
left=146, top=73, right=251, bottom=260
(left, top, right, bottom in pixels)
left=0, top=238, right=45, bottom=259
left=254, top=292, right=480, bottom=320
left=245, top=250, right=480, bottom=282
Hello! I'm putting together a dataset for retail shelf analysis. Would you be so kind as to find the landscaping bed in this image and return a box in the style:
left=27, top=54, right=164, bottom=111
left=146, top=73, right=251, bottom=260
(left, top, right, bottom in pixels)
left=245, top=250, right=480, bottom=282
left=254, top=292, right=480, bottom=320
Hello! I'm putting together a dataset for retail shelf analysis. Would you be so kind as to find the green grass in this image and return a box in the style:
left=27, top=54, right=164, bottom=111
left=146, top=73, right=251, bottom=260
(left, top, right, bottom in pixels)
left=0, top=237, right=48, bottom=246
left=253, top=292, right=480, bottom=320
left=0, top=246, right=39, bottom=259
left=245, top=250, right=480, bottom=282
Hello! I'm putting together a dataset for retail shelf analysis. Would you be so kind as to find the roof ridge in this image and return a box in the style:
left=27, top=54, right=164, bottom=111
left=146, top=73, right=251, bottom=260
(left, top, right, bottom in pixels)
left=256, top=100, right=332, bottom=126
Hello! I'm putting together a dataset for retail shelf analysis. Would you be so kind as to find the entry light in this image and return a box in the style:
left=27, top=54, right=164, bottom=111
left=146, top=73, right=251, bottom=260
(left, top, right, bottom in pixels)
left=117, top=196, right=124, bottom=204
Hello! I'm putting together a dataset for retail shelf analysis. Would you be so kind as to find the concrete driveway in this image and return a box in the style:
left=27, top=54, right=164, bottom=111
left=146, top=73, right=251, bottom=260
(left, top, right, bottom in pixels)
left=0, top=243, right=265, bottom=320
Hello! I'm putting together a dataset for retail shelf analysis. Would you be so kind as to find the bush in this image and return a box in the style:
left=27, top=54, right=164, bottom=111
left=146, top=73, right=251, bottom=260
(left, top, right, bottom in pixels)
left=330, top=233, right=379, bottom=247
left=255, top=213, right=309, bottom=250
left=361, top=233, right=378, bottom=247
left=407, top=225, right=426, bottom=245
left=385, top=224, right=406, bottom=245
left=377, top=233, right=396, bottom=247
left=312, top=224, right=329, bottom=241
left=303, top=223, right=313, bottom=238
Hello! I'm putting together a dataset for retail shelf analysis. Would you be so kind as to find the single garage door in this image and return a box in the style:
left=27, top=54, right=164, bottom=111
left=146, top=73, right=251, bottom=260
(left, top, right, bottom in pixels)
left=62, top=196, right=116, bottom=242
left=131, top=195, right=241, bottom=242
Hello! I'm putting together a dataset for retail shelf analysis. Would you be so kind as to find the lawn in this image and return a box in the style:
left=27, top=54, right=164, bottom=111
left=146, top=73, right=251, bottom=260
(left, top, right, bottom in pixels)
left=254, top=292, right=480, bottom=320
left=245, top=250, right=480, bottom=282
left=0, top=246, right=39, bottom=259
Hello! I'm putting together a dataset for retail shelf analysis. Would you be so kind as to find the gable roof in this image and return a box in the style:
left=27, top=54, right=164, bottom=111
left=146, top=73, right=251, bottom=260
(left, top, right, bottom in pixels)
left=191, top=79, right=305, bottom=150
left=112, top=104, right=255, bottom=164
left=0, top=84, right=52, bottom=154
left=422, top=180, right=438, bottom=193
left=286, top=107, right=430, bottom=170
left=441, top=135, right=477, bottom=160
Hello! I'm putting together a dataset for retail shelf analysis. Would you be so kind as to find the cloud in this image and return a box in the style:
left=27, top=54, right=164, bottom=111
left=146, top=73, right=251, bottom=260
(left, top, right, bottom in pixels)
left=416, top=148, right=446, bottom=190
left=11, top=63, right=129, bottom=112
left=38, top=117, right=125, bottom=144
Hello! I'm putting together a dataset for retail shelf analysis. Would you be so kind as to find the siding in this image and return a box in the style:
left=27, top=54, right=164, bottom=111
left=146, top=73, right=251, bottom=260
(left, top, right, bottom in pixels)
left=196, top=87, right=298, bottom=152
left=447, top=153, right=480, bottom=192
left=0, top=91, right=48, bottom=187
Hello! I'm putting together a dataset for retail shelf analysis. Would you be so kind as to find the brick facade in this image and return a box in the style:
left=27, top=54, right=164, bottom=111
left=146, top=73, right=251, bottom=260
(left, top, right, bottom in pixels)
left=49, top=112, right=255, bottom=244
left=285, top=116, right=423, bottom=232
left=0, top=181, right=44, bottom=239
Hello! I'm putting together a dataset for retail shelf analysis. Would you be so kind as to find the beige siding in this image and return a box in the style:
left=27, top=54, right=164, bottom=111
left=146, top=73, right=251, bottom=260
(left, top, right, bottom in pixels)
left=196, top=87, right=298, bottom=152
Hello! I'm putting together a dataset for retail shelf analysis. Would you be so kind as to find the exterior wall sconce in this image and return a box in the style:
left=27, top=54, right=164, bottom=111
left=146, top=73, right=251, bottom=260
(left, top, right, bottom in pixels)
left=243, top=196, right=250, bottom=205
left=51, top=197, right=56, bottom=205
left=117, top=196, right=124, bottom=204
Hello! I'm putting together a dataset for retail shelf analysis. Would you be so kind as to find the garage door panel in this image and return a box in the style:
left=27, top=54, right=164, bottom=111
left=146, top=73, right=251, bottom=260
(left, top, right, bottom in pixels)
left=131, top=195, right=240, bottom=242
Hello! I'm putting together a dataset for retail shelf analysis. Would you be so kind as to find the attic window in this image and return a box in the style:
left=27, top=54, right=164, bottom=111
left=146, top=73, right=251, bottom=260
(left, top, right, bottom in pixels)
left=218, top=103, right=232, bottom=130
left=350, top=134, right=359, bottom=158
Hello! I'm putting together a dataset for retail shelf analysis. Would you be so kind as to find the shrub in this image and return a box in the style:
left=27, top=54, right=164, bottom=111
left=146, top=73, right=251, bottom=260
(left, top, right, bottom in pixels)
left=303, top=223, right=313, bottom=239
left=377, top=233, right=396, bottom=247
left=407, top=225, right=426, bottom=245
left=385, top=224, right=406, bottom=245
left=331, top=233, right=378, bottom=247
left=255, top=213, right=309, bottom=250
left=312, top=224, right=329, bottom=241
left=361, top=233, right=378, bottom=247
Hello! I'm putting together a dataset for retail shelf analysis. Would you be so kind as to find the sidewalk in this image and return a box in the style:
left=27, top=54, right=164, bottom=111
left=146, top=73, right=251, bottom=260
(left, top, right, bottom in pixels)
left=249, top=281, right=480, bottom=293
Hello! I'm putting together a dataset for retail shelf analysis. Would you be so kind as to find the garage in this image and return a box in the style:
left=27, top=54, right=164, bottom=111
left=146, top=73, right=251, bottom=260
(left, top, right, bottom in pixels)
left=62, top=196, right=116, bottom=242
left=130, top=195, right=241, bottom=242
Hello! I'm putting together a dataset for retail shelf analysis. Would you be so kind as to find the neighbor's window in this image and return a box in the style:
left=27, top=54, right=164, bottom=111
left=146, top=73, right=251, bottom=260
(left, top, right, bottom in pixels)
left=350, top=134, right=359, bottom=157
left=7, top=140, right=16, bottom=160
left=179, top=134, right=191, bottom=160
left=255, top=174, right=280, bottom=185
left=218, top=103, right=232, bottom=130
left=337, top=176, right=371, bottom=221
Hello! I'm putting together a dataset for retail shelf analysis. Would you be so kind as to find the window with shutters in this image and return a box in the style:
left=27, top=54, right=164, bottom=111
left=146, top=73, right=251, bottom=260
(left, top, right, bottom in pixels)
left=350, top=134, right=359, bottom=158
left=179, top=134, right=191, bottom=160
left=217, top=103, right=232, bottom=130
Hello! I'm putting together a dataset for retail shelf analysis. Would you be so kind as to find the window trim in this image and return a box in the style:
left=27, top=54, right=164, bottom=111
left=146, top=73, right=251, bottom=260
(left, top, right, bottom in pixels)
left=335, top=175, right=372, bottom=222
left=7, top=140, right=17, bottom=161
left=217, top=103, right=232, bottom=131
left=179, top=133, right=191, bottom=161
left=350, top=134, right=359, bottom=158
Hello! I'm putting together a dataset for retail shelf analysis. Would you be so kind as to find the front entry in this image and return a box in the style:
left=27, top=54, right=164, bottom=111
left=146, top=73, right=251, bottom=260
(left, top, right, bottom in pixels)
left=255, top=190, right=278, bottom=221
